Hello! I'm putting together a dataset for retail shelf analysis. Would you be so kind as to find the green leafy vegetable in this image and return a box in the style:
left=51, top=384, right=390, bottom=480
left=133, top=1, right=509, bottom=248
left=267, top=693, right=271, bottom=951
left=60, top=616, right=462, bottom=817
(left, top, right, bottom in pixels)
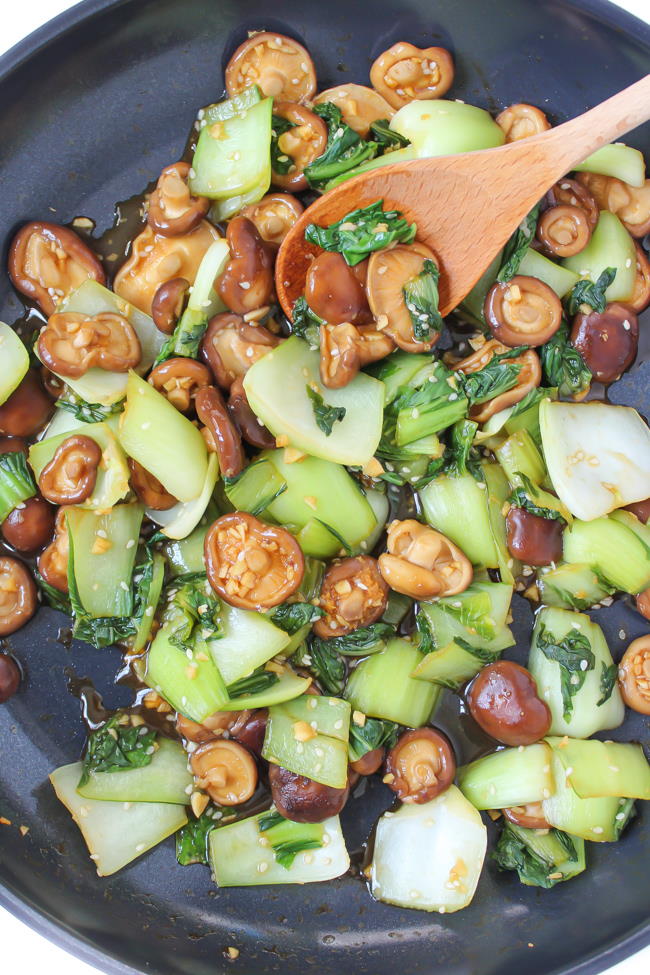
left=153, top=313, right=207, bottom=367
left=493, top=822, right=578, bottom=888
left=306, top=385, right=347, bottom=436
left=314, top=519, right=352, bottom=555
left=226, top=668, right=279, bottom=699
left=56, top=396, right=124, bottom=424
left=403, top=259, right=443, bottom=342
left=369, top=119, right=410, bottom=150
left=291, top=297, right=323, bottom=347
left=296, top=640, right=346, bottom=695
left=304, top=200, right=416, bottom=266
left=597, top=661, right=618, bottom=707
left=273, top=839, right=324, bottom=869
left=540, top=322, right=592, bottom=397
left=497, top=206, right=540, bottom=282
left=415, top=608, right=435, bottom=655
left=423, top=418, right=481, bottom=484
left=349, top=717, right=399, bottom=762
left=78, top=714, right=157, bottom=787
left=257, top=810, right=324, bottom=869
left=67, top=534, right=137, bottom=648
left=0, top=450, right=36, bottom=523
left=304, top=102, right=377, bottom=190
left=310, top=622, right=394, bottom=657
left=167, top=572, right=222, bottom=654
left=271, top=114, right=296, bottom=175
left=455, top=637, right=500, bottom=663
left=270, top=601, right=324, bottom=635
left=565, top=267, right=617, bottom=316
left=456, top=347, right=527, bottom=405
left=35, top=572, right=72, bottom=615
left=176, top=812, right=218, bottom=866
left=536, top=623, right=595, bottom=719
left=508, top=487, right=566, bottom=522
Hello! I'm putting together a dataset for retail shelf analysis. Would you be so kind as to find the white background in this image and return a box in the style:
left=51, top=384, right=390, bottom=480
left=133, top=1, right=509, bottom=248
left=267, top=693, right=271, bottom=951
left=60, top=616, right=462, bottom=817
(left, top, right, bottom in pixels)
left=1, top=0, right=649, bottom=973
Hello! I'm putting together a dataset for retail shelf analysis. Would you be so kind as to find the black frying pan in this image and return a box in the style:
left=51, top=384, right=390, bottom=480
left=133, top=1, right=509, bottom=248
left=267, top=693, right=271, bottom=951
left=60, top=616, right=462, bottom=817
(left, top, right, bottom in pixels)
left=0, top=1, right=649, bottom=973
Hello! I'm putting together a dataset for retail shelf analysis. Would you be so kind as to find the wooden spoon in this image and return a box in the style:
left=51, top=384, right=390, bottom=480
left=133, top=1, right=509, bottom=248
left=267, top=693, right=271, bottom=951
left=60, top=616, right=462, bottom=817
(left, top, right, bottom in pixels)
left=276, top=74, right=650, bottom=319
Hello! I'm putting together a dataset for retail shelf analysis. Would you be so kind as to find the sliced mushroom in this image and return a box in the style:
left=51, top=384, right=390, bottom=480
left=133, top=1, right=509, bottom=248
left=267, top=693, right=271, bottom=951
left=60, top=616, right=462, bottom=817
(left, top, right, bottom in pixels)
left=40, top=366, right=66, bottom=399
left=628, top=242, right=650, bottom=314
left=191, top=739, right=258, bottom=805
left=114, top=220, right=219, bottom=315
left=384, top=727, right=456, bottom=803
left=148, top=357, right=211, bottom=413
left=570, top=303, right=638, bottom=383
left=204, top=512, right=304, bottom=610
left=271, top=102, right=328, bottom=191
left=0, top=556, right=38, bottom=637
left=503, top=802, right=550, bottom=829
left=177, top=710, right=251, bottom=743
left=545, top=177, right=599, bottom=231
left=0, top=437, right=27, bottom=455
left=318, top=321, right=394, bottom=389
left=370, top=42, right=454, bottom=110
left=128, top=458, right=177, bottom=510
left=225, top=32, right=316, bottom=104
left=0, top=371, right=54, bottom=438
left=484, top=275, right=562, bottom=347
left=8, top=221, right=105, bottom=316
left=367, top=242, right=441, bottom=352
left=495, top=103, right=551, bottom=142
left=305, top=252, right=372, bottom=326
left=200, top=312, right=279, bottom=390
left=536, top=205, right=592, bottom=258
left=1, top=496, right=55, bottom=553
left=195, top=385, right=246, bottom=479
left=454, top=339, right=542, bottom=422
left=314, top=556, right=389, bottom=638
left=147, top=161, right=210, bottom=237
left=313, top=84, right=395, bottom=137
left=505, top=506, right=563, bottom=566
left=617, top=635, right=650, bottom=714
left=38, top=311, right=141, bottom=379
left=151, top=277, right=190, bottom=334
left=37, top=506, right=70, bottom=593
left=269, top=763, right=349, bottom=823
left=378, top=518, right=473, bottom=599
left=217, top=217, right=275, bottom=315
left=0, top=654, right=21, bottom=704
left=38, top=435, right=101, bottom=505
left=576, top=172, right=650, bottom=238
left=241, top=193, right=304, bottom=245
left=229, top=708, right=269, bottom=757
left=227, top=377, right=276, bottom=449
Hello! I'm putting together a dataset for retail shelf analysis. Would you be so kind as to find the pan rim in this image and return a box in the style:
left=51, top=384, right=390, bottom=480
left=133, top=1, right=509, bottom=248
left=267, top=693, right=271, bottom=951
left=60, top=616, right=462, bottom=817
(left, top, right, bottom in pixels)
left=0, top=0, right=648, bottom=973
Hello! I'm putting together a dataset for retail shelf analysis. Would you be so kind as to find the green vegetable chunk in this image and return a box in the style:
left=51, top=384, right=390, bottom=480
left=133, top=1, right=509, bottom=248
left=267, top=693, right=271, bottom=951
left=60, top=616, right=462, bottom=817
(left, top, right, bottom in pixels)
left=79, top=714, right=156, bottom=786
left=344, top=638, right=440, bottom=727
left=0, top=322, right=29, bottom=405
left=262, top=695, right=351, bottom=789
left=348, top=717, right=399, bottom=762
left=402, top=259, right=443, bottom=342
left=176, top=811, right=222, bottom=866
left=0, top=451, right=36, bottom=523
left=540, top=323, right=592, bottom=398
left=78, top=737, right=193, bottom=804
left=457, top=742, right=554, bottom=810
left=304, top=200, right=416, bottom=266
left=306, top=385, right=346, bottom=435
left=497, top=206, right=540, bottom=282
left=565, top=267, right=616, bottom=316
left=548, top=737, right=650, bottom=800
left=304, top=102, right=377, bottom=189
left=563, top=211, right=636, bottom=303
left=493, top=822, right=585, bottom=888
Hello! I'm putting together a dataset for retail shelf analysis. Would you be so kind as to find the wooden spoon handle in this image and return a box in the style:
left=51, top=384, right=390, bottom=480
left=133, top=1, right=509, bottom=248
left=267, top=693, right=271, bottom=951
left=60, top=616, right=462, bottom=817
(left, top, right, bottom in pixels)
left=536, top=73, right=650, bottom=177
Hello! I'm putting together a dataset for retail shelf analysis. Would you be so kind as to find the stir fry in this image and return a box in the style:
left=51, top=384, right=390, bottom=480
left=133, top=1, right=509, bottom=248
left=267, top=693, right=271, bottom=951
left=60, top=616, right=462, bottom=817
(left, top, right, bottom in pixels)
left=1, top=30, right=650, bottom=913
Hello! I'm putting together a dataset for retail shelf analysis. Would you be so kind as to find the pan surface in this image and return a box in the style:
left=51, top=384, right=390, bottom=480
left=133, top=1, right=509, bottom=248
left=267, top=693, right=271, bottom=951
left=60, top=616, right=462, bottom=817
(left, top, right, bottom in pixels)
left=0, top=1, right=649, bottom=974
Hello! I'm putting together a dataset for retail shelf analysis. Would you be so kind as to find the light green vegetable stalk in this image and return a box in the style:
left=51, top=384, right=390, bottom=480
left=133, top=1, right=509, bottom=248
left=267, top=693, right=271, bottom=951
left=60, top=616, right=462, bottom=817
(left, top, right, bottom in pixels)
left=412, top=640, right=500, bottom=691
left=0, top=322, right=29, bottom=405
left=419, top=472, right=499, bottom=567
left=0, top=451, right=36, bottom=523
left=145, top=453, right=219, bottom=540
left=548, top=737, right=650, bottom=800
left=390, top=100, right=505, bottom=157
left=457, top=742, right=555, bottom=810
left=119, top=371, right=208, bottom=502
left=528, top=607, right=624, bottom=738
left=77, top=738, right=193, bottom=804
left=146, top=620, right=230, bottom=722
left=344, top=637, right=440, bottom=727
left=517, top=248, right=580, bottom=298
left=262, top=695, right=351, bottom=789
left=562, top=516, right=650, bottom=594
left=536, top=562, right=614, bottom=611
left=49, top=762, right=187, bottom=876
left=573, top=143, right=645, bottom=186
left=207, top=601, right=291, bottom=686
left=563, top=211, right=636, bottom=302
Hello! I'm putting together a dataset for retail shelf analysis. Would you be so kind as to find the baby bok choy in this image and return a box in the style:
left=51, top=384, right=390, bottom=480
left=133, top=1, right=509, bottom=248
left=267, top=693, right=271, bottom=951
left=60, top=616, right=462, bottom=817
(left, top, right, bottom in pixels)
left=0, top=322, right=29, bottom=405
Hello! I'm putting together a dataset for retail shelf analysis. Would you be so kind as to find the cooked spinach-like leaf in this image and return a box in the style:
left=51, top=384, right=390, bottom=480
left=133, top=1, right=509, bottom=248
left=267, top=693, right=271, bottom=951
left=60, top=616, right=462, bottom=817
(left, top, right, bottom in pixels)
left=78, top=714, right=157, bottom=787
left=349, top=717, right=400, bottom=762
left=296, top=640, right=347, bottom=695
left=536, top=623, right=595, bottom=719
left=508, top=487, right=566, bottom=522
left=304, top=200, right=416, bottom=266
left=270, top=601, right=324, bottom=635
left=597, top=661, right=618, bottom=707
left=497, top=205, right=540, bottom=282
left=153, top=310, right=207, bottom=366
left=493, top=822, right=577, bottom=888
left=304, top=102, right=377, bottom=189
left=56, top=396, right=124, bottom=424
left=226, top=668, right=279, bottom=699
left=403, top=259, right=443, bottom=342
left=456, top=346, right=527, bottom=405
left=306, top=385, right=347, bottom=435
left=291, top=297, right=323, bottom=347
left=565, top=267, right=617, bottom=316
left=271, top=114, right=296, bottom=175
left=415, top=608, right=435, bottom=655
left=311, top=622, right=394, bottom=657
left=167, top=572, right=222, bottom=653
left=540, top=321, right=592, bottom=397
left=369, top=118, right=410, bottom=150
left=35, top=572, right=72, bottom=615
left=176, top=811, right=218, bottom=866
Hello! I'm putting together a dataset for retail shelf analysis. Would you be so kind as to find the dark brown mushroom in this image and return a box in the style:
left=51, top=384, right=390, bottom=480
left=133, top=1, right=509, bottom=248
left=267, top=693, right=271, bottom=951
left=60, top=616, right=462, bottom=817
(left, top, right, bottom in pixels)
left=350, top=747, right=385, bottom=776
left=2, top=496, right=56, bottom=553
left=151, top=277, right=190, bottom=334
left=570, top=303, right=638, bottom=383
left=545, top=177, right=599, bottom=231
left=314, top=556, right=389, bottom=638
left=384, top=727, right=456, bottom=803
left=128, top=459, right=177, bottom=510
left=617, top=636, right=650, bottom=715
left=148, top=357, right=211, bottom=413
left=38, top=435, right=102, bottom=505
left=370, top=43, right=454, bottom=109
left=319, top=322, right=394, bottom=389
left=505, top=506, right=564, bottom=566
left=147, top=161, right=210, bottom=237
left=229, top=708, right=269, bottom=757
left=484, top=275, right=562, bottom=347
left=195, top=385, right=246, bottom=479
left=241, top=193, right=304, bottom=246
left=0, top=371, right=54, bottom=437
left=0, top=437, right=27, bottom=455
left=503, top=802, right=551, bottom=829
left=305, top=252, right=372, bottom=326
left=40, top=366, right=65, bottom=399
left=225, top=32, right=317, bottom=104
left=467, top=661, right=551, bottom=746
left=200, top=312, right=279, bottom=390
left=204, top=512, right=304, bottom=610
left=268, top=763, right=350, bottom=823
left=37, top=506, right=70, bottom=593
left=536, top=205, right=592, bottom=258
left=217, top=218, right=275, bottom=315
left=0, top=653, right=21, bottom=703
left=271, top=102, right=328, bottom=191
left=8, top=221, right=105, bottom=316
left=38, top=312, right=141, bottom=379
left=0, top=556, right=38, bottom=637
left=624, top=497, right=650, bottom=524
left=495, top=103, right=551, bottom=142
left=227, top=377, right=276, bottom=449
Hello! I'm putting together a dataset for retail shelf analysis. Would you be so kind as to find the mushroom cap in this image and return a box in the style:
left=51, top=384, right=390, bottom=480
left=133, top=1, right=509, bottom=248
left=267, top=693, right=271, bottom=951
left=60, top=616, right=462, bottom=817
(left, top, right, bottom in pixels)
left=314, top=84, right=395, bottom=137
left=225, top=32, right=317, bottom=104
left=367, top=242, right=440, bottom=352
